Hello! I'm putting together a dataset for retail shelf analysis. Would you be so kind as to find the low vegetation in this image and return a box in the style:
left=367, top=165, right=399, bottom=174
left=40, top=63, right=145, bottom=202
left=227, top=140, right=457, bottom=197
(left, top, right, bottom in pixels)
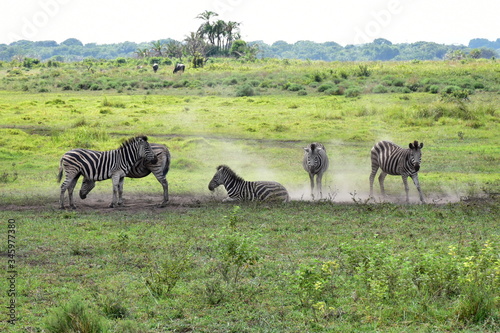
left=0, top=58, right=499, bottom=332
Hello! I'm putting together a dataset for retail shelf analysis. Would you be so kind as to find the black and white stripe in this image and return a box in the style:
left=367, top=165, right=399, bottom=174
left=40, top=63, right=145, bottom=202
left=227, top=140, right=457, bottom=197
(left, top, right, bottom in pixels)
left=302, top=142, right=329, bottom=198
left=369, top=140, right=425, bottom=203
left=79, top=143, right=171, bottom=207
left=208, top=165, right=289, bottom=202
left=57, top=136, right=157, bottom=209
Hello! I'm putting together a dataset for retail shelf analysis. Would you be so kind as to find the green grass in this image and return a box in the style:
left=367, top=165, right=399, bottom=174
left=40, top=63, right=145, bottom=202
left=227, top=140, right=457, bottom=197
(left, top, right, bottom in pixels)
left=0, top=58, right=499, bottom=332
left=0, top=202, right=499, bottom=332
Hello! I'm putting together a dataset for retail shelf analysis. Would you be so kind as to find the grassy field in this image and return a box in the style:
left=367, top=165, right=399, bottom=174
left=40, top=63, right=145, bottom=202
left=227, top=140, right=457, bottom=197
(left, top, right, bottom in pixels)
left=0, top=59, right=499, bottom=332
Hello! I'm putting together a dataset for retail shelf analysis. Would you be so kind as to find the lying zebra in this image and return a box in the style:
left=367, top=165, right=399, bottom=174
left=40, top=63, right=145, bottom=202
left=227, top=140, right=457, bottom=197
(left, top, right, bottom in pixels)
left=58, top=136, right=157, bottom=209
left=208, top=165, right=289, bottom=202
left=79, top=143, right=171, bottom=207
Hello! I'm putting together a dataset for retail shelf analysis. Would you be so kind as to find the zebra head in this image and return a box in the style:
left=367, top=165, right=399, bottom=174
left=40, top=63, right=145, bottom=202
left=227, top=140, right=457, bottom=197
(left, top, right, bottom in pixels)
left=135, top=136, right=158, bottom=165
left=303, top=143, right=326, bottom=168
left=208, top=165, right=241, bottom=191
left=208, top=165, right=226, bottom=191
left=408, top=141, right=424, bottom=172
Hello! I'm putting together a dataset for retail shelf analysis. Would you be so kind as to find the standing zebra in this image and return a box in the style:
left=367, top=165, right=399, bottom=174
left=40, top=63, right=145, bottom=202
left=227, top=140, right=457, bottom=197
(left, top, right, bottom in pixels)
left=79, top=143, right=171, bottom=207
left=369, top=140, right=425, bottom=203
left=302, top=142, right=329, bottom=198
left=57, top=136, right=157, bottom=209
left=208, top=165, right=289, bottom=202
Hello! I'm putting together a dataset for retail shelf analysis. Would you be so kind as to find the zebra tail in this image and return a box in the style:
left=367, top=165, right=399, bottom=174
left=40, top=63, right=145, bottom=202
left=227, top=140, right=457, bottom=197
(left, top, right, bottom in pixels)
left=57, top=159, right=64, bottom=183
left=162, top=152, right=171, bottom=177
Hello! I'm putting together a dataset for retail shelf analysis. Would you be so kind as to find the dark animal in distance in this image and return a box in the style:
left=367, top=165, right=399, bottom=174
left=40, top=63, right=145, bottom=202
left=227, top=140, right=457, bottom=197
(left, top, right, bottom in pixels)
left=152, top=63, right=159, bottom=73
left=208, top=165, right=289, bottom=202
left=302, top=142, right=329, bottom=198
left=57, top=136, right=157, bottom=209
left=173, top=63, right=185, bottom=74
left=369, top=140, right=425, bottom=203
left=79, top=143, right=171, bottom=207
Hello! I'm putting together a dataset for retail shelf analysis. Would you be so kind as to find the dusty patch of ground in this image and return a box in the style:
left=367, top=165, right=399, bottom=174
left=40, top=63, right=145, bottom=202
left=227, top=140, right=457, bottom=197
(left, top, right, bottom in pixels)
left=0, top=191, right=469, bottom=214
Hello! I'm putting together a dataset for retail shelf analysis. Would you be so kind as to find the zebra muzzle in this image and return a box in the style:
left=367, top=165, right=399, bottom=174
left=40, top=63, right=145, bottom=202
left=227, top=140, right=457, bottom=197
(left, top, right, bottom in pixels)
left=414, top=164, right=420, bottom=172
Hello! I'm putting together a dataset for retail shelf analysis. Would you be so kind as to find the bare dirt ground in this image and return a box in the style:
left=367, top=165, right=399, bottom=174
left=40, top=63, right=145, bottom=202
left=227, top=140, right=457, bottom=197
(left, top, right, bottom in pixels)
left=0, top=191, right=469, bottom=214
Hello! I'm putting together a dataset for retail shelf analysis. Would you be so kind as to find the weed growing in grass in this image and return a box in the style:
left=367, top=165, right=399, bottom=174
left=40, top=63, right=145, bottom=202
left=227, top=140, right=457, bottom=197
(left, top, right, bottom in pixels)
left=45, top=297, right=106, bottom=333
left=145, top=243, right=193, bottom=298
left=212, top=206, right=262, bottom=283
left=0, top=163, right=17, bottom=183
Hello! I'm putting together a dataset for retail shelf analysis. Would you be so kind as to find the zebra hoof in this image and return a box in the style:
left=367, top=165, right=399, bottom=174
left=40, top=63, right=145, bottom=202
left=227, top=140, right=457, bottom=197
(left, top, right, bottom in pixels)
left=159, top=201, right=168, bottom=208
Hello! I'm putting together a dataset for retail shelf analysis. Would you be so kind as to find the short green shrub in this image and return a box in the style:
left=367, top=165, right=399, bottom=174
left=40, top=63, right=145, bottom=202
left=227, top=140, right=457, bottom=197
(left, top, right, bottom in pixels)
left=145, top=244, right=192, bottom=298
left=317, top=83, right=334, bottom=93
left=287, top=83, right=304, bottom=91
left=429, top=85, right=439, bottom=94
left=372, top=84, right=388, bottom=93
left=45, top=298, right=105, bottom=333
left=236, top=84, right=255, bottom=97
left=345, top=88, right=361, bottom=98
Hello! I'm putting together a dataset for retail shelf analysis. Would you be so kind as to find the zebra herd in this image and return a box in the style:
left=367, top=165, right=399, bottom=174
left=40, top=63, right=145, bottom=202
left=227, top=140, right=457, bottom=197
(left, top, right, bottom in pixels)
left=57, top=136, right=425, bottom=209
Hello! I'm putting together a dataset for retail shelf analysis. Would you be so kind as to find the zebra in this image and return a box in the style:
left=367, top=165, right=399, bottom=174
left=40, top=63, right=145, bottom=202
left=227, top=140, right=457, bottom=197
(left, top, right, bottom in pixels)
left=173, top=63, right=185, bottom=74
left=208, top=165, right=289, bottom=202
left=79, top=143, right=171, bottom=207
left=152, top=63, right=159, bottom=73
left=369, top=140, right=425, bottom=203
left=302, top=142, right=329, bottom=198
left=57, top=136, right=157, bottom=209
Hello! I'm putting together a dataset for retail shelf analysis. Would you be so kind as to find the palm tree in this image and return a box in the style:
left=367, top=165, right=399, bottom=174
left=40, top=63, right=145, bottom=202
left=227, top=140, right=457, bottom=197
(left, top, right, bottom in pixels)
left=224, top=21, right=240, bottom=52
left=196, top=11, right=218, bottom=45
left=134, top=48, right=150, bottom=59
left=150, top=40, right=164, bottom=57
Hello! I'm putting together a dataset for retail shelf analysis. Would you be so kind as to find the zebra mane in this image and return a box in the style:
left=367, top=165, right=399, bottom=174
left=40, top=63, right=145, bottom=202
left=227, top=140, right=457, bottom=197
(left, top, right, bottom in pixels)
left=120, top=135, right=148, bottom=149
left=308, top=142, right=325, bottom=152
left=217, top=165, right=244, bottom=182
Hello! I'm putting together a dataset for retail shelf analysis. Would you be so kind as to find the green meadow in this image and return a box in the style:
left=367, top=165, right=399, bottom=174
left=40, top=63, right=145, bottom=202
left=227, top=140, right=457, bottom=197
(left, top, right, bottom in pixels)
left=0, top=58, right=499, bottom=332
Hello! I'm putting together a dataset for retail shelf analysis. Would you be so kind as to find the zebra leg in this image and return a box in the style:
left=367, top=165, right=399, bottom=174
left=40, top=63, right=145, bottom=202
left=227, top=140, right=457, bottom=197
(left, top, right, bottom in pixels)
left=110, top=173, right=125, bottom=208
left=402, top=175, right=410, bottom=203
left=411, top=174, right=425, bottom=203
left=60, top=175, right=79, bottom=209
left=316, top=173, right=323, bottom=198
left=117, top=176, right=125, bottom=206
left=66, top=176, right=79, bottom=209
left=309, top=173, right=315, bottom=198
left=378, top=172, right=388, bottom=198
left=154, top=175, right=169, bottom=207
left=369, top=168, right=378, bottom=198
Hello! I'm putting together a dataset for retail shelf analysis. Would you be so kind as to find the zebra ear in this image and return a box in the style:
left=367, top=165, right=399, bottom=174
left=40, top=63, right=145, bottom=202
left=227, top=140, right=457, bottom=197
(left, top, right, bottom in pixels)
left=409, top=143, right=414, bottom=149
left=304, top=148, right=310, bottom=153
left=419, top=142, right=424, bottom=149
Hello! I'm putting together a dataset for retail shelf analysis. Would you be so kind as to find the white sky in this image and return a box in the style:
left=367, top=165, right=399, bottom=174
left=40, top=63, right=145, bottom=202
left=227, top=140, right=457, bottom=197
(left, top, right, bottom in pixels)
left=1, top=0, right=499, bottom=46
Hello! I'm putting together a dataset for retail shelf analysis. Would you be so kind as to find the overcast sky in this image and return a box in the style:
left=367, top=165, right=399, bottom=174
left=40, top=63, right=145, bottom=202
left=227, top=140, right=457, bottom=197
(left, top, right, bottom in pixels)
left=1, top=0, right=499, bottom=46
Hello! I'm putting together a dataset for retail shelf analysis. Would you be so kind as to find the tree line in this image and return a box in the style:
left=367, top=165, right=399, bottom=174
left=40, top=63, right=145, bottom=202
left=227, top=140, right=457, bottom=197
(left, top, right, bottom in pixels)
left=0, top=12, right=497, bottom=63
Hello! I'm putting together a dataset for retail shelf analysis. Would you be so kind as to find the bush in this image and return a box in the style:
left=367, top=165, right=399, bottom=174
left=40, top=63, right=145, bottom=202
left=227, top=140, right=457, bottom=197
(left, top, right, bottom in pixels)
left=45, top=298, right=105, bottom=333
left=317, top=83, right=334, bottom=93
left=287, top=83, right=304, bottom=91
left=236, top=84, right=255, bottom=97
left=324, top=86, right=344, bottom=95
left=429, top=85, right=440, bottom=94
left=345, top=88, right=361, bottom=98
left=372, top=84, right=388, bottom=93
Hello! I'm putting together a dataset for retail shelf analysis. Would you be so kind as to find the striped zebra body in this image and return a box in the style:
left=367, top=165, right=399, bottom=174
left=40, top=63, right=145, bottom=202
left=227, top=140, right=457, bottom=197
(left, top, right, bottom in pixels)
left=302, top=142, right=329, bottom=198
left=79, top=143, right=171, bottom=206
left=208, top=165, right=289, bottom=202
left=58, top=136, right=157, bottom=209
left=369, top=140, right=425, bottom=203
